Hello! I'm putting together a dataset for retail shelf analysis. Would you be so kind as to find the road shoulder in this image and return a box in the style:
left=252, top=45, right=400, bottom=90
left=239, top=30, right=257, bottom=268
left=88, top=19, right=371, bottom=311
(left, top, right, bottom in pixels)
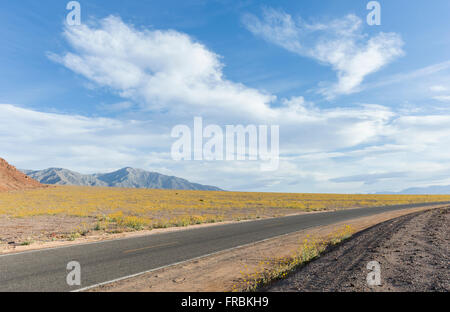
left=267, top=206, right=449, bottom=292
left=87, top=204, right=447, bottom=292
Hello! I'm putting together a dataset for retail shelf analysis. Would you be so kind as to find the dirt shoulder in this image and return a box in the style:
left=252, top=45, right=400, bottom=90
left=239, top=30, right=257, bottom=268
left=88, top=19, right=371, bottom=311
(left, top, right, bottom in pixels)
left=266, top=206, right=449, bottom=292
left=86, top=205, right=447, bottom=292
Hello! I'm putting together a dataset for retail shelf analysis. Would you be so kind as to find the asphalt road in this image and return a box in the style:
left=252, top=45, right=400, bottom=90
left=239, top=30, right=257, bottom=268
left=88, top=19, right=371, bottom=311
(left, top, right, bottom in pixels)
left=0, top=201, right=448, bottom=292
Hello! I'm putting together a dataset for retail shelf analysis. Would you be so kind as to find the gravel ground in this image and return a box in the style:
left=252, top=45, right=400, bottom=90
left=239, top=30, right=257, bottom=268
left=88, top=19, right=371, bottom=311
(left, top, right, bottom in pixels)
left=266, top=207, right=449, bottom=292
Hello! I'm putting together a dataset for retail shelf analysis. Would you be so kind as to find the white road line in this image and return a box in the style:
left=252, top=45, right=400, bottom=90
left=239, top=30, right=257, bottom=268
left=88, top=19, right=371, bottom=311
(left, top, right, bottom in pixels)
left=0, top=217, right=263, bottom=258
left=123, top=242, right=178, bottom=254
left=72, top=226, right=316, bottom=292
left=1, top=203, right=443, bottom=259
left=74, top=204, right=449, bottom=292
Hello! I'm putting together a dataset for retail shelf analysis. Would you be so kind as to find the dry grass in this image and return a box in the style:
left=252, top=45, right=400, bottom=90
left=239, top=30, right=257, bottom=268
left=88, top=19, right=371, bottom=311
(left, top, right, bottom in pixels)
left=1, top=185, right=449, bottom=234
left=234, top=225, right=356, bottom=291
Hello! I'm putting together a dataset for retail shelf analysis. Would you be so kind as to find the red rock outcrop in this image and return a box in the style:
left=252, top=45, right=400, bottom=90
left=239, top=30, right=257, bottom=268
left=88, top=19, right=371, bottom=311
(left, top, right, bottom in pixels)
left=0, top=158, right=43, bottom=191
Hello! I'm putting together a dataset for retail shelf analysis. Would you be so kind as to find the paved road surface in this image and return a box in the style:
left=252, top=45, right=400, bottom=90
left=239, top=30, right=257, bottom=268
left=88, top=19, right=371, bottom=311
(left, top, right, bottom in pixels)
left=0, top=202, right=447, bottom=291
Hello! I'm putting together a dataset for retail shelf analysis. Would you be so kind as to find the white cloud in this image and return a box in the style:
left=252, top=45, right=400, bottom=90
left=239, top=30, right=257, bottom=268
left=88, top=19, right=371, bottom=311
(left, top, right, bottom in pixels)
left=432, top=95, right=450, bottom=102
left=356, top=61, right=450, bottom=103
left=9, top=15, right=442, bottom=192
left=3, top=100, right=450, bottom=192
left=47, top=15, right=395, bottom=152
left=430, top=85, right=448, bottom=92
left=0, top=104, right=171, bottom=173
left=243, top=9, right=404, bottom=98
left=49, top=16, right=275, bottom=120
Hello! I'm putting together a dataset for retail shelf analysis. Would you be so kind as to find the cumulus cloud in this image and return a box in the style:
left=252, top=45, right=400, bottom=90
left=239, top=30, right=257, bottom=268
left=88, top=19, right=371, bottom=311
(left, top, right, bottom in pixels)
left=48, top=16, right=275, bottom=120
left=0, top=104, right=171, bottom=173
left=3, top=100, right=450, bottom=192
left=47, top=15, right=396, bottom=151
left=243, top=9, right=404, bottom=98
left=276, top=102, right=394, bottom=152
left=20, top=15, right=446, bottom=192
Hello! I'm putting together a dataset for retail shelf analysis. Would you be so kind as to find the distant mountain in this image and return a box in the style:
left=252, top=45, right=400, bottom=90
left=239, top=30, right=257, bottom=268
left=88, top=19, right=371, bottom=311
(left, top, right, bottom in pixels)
left=21, top=168, right=104, bottom=186
left=377, top=185, right=450, bottom=195
left=398, top=185, right=450, bottom=195
left=22, top=167, right=222, bottom=191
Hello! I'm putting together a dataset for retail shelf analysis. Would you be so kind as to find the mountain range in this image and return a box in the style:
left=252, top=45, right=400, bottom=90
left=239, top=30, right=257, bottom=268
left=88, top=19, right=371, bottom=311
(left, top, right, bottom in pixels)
left=377, top=185, right=450, bottom=195
left=14, top=163, right=450, bottom=194
left=21, top=167, right=222, bottom=191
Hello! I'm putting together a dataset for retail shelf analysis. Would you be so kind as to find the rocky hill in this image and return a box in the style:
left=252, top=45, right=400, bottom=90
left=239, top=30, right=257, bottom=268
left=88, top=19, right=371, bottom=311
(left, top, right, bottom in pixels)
left=23, top=167, right=222, bottom=191
left=0, top=158, right=43, bottom=191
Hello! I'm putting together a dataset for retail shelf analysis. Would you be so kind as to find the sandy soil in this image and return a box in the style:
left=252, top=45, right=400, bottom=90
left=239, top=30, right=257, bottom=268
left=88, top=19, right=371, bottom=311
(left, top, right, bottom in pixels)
left=86, top=205, right=447, bottom=292
left=0, top=215, right=96, bottom=247
left=267, top=207, right=449, bottom=292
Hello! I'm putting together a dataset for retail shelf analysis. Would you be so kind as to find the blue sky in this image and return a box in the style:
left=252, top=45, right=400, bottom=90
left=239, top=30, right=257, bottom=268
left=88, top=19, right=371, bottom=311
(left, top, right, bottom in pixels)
left=1, top=0, right=450, bottom=193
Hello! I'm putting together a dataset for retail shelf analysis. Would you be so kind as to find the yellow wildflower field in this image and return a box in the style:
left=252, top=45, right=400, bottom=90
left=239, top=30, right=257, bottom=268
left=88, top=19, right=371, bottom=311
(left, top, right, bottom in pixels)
left=1, top=185, right=449, bottom=232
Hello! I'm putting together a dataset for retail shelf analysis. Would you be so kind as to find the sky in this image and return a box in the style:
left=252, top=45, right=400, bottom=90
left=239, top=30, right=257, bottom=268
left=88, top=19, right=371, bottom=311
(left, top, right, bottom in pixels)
left=1, top=0, right=450, bottom=193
